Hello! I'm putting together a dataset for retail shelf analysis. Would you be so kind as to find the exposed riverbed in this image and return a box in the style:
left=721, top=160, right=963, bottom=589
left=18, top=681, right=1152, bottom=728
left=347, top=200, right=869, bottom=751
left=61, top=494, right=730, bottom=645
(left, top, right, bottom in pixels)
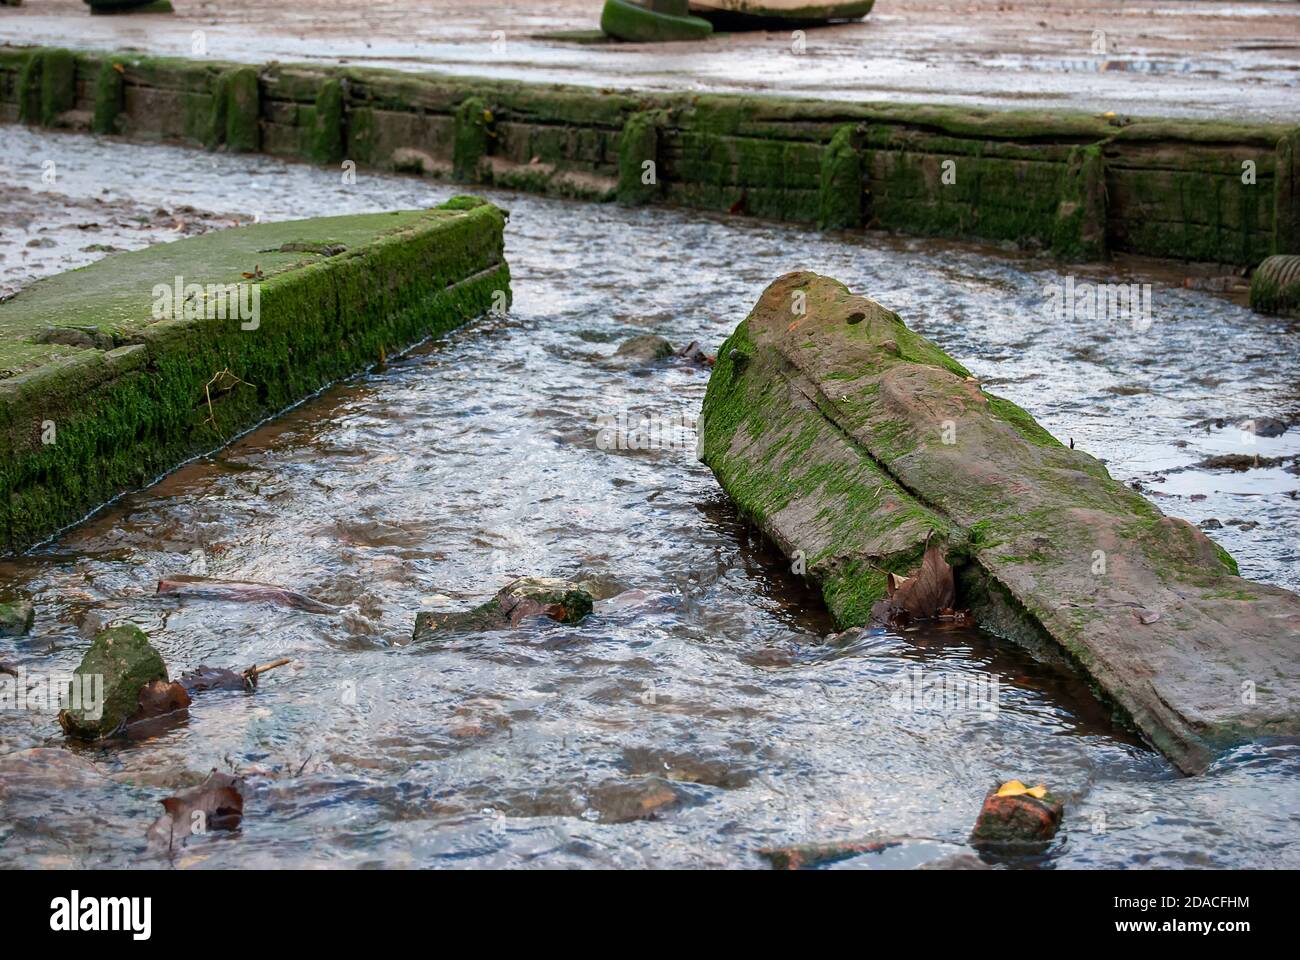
left=2, top=0, right=1298, bottom=120
left=1, top=127, right=1297, bottom=869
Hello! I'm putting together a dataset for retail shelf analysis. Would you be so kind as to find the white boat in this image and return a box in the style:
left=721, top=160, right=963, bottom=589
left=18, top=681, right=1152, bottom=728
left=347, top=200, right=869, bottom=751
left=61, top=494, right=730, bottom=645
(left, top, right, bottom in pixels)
left=688, top=0, right=875, bottom=28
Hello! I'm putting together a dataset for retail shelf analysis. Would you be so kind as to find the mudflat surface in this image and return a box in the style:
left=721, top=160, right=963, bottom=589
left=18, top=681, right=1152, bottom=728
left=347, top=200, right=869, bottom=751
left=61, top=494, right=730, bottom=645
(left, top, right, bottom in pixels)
left=1, top=0, right=1297, bottom=120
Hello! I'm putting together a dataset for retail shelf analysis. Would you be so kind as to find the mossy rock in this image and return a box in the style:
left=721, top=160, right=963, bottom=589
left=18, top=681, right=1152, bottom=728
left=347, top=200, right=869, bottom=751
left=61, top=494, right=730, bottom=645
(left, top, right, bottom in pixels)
left=0, top=599, right=35, bottom=637
left=601, top=0, right=714, bottom=42
left=412, top=577, right=594, bottom=641
left=58, top=624, right=168, bottom=739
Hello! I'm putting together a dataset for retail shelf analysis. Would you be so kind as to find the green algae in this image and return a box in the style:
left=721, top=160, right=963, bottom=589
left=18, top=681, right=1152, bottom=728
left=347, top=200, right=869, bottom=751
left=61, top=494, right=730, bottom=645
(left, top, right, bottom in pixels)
left=453, top=96, right=491, bottom=183
left=93, top=59, right=126, bottom=134
left=617, top=109, right=663, bottom=205
left=309, top=77, right=346, bottom=165
left=212, top=66, right=260, bottom=152
left=3, top=44, right=1296, bottom=266
left=817, top=124, right=863, bottom=230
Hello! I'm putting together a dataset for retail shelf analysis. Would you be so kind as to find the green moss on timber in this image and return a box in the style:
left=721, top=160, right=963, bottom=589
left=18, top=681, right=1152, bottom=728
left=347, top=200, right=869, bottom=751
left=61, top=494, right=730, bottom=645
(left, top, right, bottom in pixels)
left=1052, top=143, right=1106, bottom=260
left=1274, top=130, right=1299, bottom=256
left=5, top=43, right=1295, bottom=266
left=618, top=110, right=662, bottom=205
left=40, top=49, right=76, bottom=126
left=16, top=52, right=41, bottom=125
left=821, top=560, right=888, bottom=626
left=817, top=124, right=863, bottom=230
left=453, top=97, right=491, bottom=183
left=701, top=318, right=951, bottom=627
left=0, top=200, right=509, bottom=555
left=1212, top=540, right=1240, bottom=578
left=309, top=78, right=345, bottom=166
left=985, top=394, right=1063, bottom=448
left=218, top=66, right=260, bottom=153
left=93, top=60, right=126, bottom=135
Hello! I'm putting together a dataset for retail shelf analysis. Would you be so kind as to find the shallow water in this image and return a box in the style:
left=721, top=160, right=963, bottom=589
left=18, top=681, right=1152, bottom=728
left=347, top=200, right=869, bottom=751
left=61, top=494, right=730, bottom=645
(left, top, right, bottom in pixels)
left=1, top=127, right=1297, bottom=869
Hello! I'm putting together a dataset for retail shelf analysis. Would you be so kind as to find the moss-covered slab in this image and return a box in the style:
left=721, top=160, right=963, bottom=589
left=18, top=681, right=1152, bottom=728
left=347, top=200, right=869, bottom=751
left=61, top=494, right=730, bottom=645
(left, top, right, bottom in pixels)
left=1, top=197, right=510, bottom=555
left=700, top=271, right=1300, bottom=774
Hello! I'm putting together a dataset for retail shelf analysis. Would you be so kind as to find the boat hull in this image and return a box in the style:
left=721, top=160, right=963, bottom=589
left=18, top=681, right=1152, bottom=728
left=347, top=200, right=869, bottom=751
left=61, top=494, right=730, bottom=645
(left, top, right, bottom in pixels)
left=689, top=0, right=874, bottom=28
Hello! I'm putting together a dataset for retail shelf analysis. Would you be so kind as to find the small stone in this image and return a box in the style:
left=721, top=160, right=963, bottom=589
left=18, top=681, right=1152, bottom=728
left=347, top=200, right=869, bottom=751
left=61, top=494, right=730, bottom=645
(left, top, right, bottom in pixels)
left=0, top=599, right=35, bottom=637
left=1241, top=415, right=1287, bottom=438
left=586, top=777, right=684, bottom=823
left=970, top=782, right=1064, bottom=848
left=412, top=576, right=594, bottom=642
left=614, top=334, right=674, bottom=362
left=58, top=624, right=168, bottom=739
left=1199, top=518, right=1223, bottom=530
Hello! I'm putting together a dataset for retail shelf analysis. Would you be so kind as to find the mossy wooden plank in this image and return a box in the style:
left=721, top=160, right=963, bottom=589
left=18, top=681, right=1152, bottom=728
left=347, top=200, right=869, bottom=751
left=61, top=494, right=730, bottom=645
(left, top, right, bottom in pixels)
left=700, top=271, right=1300, bottom=774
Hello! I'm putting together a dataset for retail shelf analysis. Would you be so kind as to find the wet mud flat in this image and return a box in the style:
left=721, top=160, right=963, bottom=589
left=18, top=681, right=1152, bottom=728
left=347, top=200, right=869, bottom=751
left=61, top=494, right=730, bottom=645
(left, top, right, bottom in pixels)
left=1, top=0, right=1297, bottom=120
left=1, top=128, right=1298, bottom=868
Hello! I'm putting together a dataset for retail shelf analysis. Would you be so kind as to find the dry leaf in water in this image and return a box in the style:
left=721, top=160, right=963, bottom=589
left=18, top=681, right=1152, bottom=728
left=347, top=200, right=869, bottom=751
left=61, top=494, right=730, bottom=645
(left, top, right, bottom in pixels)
left=872, top=544, right=957, bottom=625
left=146, top=770, right=246, bottom=853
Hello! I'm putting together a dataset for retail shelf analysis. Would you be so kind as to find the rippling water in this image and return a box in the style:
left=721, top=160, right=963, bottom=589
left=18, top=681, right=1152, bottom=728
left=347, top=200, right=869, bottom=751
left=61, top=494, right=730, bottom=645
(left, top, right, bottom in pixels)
left=1, top=128, right=1297, bottom=869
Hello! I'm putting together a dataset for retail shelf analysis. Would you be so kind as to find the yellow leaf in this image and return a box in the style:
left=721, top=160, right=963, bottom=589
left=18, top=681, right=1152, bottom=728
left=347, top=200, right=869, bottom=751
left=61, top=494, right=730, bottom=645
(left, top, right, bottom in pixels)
left=996, top=780, right=1028, bottom=797
left=996, top=780, right=1049, bottom=799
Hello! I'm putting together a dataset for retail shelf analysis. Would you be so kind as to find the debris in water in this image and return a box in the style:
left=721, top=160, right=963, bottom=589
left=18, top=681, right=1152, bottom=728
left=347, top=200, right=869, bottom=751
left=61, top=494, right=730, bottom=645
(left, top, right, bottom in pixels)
left=146, top=770, right=247, bottom=854
left=871, top=544, right=960, bottom=626
left=181, top=658, right=293, bottom=694
left=157, top=576, right=339, bottom=614
left=970, top=781, right=1064, bottom=849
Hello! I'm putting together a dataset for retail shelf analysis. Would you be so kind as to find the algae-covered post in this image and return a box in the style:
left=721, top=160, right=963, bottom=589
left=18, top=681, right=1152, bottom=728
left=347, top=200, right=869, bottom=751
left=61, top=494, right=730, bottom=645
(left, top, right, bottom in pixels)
left=0, top=198, right=510, bottom=555
left=699, top=271, right=1300, bottom=774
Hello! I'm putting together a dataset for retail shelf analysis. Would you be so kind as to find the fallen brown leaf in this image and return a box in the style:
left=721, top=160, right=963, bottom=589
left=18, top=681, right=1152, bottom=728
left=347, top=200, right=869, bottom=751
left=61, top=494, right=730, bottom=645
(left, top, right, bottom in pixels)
left=146, top=770, right=246, bottom=854
left=872, top=544, right=957, bottom=625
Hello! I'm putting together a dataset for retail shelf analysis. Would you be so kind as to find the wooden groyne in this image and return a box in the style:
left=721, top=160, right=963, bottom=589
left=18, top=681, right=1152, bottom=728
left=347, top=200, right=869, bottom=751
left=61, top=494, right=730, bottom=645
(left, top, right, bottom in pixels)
left=2, top=46, right=1296, bottom=266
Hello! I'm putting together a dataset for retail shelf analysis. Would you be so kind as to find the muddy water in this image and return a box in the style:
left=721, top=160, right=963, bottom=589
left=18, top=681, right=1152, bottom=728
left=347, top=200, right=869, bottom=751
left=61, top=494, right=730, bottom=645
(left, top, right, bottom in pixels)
left=1, top=127, right=1297, bottom=869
